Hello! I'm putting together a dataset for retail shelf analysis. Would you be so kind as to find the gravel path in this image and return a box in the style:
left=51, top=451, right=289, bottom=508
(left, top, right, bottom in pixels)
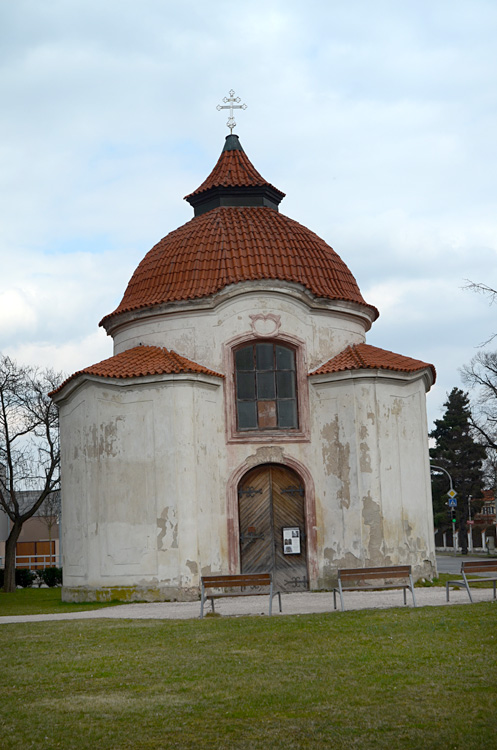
left=0, top=585, right=494, bottom=624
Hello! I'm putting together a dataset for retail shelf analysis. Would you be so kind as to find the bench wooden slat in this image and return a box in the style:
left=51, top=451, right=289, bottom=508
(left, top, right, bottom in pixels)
left=333, top=565, right=416, bottom=611
left=202, top=574, right=271, bottom=588
left=339, top=566, right=411, bottom=581
left=200, top=573, right=282, bottom=618
left=461, top=561, right=497, bottom=573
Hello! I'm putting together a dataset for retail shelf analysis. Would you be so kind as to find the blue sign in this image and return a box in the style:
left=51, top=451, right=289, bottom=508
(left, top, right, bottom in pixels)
left=448, top=497, right=457, bottom=507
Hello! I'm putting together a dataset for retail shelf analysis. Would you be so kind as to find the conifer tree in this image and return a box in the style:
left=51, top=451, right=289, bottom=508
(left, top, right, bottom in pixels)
left=430, top=387, right=486, bottom=553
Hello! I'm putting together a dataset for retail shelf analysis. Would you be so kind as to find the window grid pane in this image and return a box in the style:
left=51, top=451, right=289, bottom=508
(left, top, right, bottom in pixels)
left=237, top=401, right=258, bottom=430
left=236, top=346, right=255, bottom=371
left=256, top=343, right=274, bottom=371
left=237, top=372, right=256, bottom=400
left=276, top=345, right=294, bottom=371
left=276, top=371, right=296, bottom=399
left=277, top=399, right=298, bottom=428
left=235, top=343, right=298, bottom=431
left=257, top=371, right=276, bottom=400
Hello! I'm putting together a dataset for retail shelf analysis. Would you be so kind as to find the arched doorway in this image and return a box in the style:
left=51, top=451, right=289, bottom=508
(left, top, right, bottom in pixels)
left=238, top=464, right=309, bottom=591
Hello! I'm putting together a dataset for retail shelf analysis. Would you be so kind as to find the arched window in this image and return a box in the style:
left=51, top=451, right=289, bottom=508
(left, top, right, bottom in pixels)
left=235, top=342, right=298, bottom=430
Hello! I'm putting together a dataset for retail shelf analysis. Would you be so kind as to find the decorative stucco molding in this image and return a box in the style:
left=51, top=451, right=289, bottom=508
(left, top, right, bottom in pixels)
left=249, top=313, right=281, bottom=337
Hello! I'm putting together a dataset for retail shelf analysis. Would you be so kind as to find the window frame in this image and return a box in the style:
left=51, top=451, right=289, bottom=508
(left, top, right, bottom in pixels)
left=224, top=332, right=310, bottom=444
left=234, top=341, right=299, bottom=432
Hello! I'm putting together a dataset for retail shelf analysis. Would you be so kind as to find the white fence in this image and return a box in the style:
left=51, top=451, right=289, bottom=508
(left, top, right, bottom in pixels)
left=0, top=553, right=62, bottom=569
left=435, top=530, right=495, bottom=553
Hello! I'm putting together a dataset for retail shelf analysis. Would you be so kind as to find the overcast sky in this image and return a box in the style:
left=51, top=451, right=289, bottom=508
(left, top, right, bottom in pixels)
left=1, top=0, right=496, bottom=429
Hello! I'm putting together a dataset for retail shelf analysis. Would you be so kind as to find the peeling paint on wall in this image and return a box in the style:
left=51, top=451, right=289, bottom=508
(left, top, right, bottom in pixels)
left=390, top=398, right=403, bottom=417
left=157, top=507, right=178, bottom=550
left=321, top=416, right=351, bottom=509
left=359, top=424, right=372, bottom=473
left=186, top=559, right=198, bottom=574
left=362, top=492, right=383, bottom=561
left=246, top=445, right=285, bottom=467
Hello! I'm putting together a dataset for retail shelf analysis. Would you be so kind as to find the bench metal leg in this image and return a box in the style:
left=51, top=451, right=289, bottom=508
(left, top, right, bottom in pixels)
left=461, top=573, right=474, bottom=603
left=409, top=575, right=417, bottom=607
left=446, top=578, right=473, bottom=603
left=268, top=585, right=282, bottom=616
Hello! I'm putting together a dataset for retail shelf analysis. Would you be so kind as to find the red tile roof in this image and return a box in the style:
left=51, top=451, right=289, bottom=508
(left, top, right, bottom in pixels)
left=100, top=206, right=377, bottom=327
left=185, top=143, right=284, bottom=199
left=311, top=343, right=436, bottom=381
left=52, top=346, right=223, bottom=395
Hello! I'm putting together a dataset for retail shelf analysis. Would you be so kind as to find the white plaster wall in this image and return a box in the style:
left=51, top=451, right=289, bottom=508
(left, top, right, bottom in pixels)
left=59, top=366, right=435, bottom=597
left=59, top=397, right=88, bottom=578
left=110, top=285, right=370, bottom=373
left=309, top=371, right=435, bottom=584
left=59, top=375, right=225, bottom=597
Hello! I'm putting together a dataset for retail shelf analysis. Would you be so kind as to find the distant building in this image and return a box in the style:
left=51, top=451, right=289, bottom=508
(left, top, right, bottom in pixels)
left=0, top=489, right=60, bottom=569
left=52, top=132, right=437, bottom=602
left=473, top=490, right=496, bottom=528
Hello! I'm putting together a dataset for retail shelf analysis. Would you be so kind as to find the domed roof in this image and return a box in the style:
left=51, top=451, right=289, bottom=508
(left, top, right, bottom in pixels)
left=100, top=135, right=378, bottom=329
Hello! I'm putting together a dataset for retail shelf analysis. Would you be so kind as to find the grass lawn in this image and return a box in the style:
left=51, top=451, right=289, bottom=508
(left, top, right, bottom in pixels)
left=0, top=588, right=123, bottom=617
left=0, top=603, right=496, bottom=749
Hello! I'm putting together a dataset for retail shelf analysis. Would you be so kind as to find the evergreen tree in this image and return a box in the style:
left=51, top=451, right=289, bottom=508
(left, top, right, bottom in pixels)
left=430, top=387, right=486, bottom=554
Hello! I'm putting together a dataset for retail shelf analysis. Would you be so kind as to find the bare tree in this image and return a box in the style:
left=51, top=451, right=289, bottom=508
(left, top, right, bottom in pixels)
left=462, top=351, right=497, bottom=451
left=461, top=280, right=497, bottom=454
left=0, top=354, right=62, bottom=592
left=463, top=281, right=497, bottom=346
left=464, top=281, right=497, bottom=300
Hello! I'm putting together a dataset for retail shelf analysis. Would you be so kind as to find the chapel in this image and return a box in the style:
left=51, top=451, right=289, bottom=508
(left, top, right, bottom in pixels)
left=53, top=125, right=437, bottom=602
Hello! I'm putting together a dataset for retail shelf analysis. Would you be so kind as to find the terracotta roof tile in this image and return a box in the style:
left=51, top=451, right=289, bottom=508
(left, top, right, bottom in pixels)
left=52, top=346, right=223, bottom=395
left=100, top=206, right=378, bottom=327
left=311, top=343, right=436, bottom=381
left=185, top=145, right=284, bottom=199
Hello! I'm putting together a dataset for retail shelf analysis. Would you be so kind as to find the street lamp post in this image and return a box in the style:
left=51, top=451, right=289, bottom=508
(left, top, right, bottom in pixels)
left=467, top=496, right=473, bottom=552
left=430, top=464, right=457, bottom=556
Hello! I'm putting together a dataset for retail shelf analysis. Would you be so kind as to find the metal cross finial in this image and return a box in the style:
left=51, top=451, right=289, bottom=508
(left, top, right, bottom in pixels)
left=216, top=89, right=247, bottom=133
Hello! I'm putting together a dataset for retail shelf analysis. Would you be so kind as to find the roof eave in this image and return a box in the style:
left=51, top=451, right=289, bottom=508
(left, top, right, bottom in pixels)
left=51, top=369, right=224, bottom=404
left=185, top=185, right=285, bottom=216
left=309, top=366, right=436, bottom=392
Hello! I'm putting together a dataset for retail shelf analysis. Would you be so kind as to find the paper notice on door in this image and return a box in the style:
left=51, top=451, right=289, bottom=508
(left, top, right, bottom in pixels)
left=283, top=527, right=300, bottom=554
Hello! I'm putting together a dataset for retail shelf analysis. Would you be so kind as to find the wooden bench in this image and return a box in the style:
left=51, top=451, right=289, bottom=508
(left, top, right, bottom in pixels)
left=200, top=573, right=282, bottom=618
left=445, top=560, right=497, bottom=603
left=333, top=565, right=417, bottom=611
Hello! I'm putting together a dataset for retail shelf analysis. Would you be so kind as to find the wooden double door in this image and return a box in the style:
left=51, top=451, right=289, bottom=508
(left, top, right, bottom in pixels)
left=238, top=464, right=308, bottom=592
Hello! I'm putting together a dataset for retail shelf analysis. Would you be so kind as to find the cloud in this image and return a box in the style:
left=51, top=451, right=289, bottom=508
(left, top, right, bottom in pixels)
left=0, top=0, right=496, bottom=431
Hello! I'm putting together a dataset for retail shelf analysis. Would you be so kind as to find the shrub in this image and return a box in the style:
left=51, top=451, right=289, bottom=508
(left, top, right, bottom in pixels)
left=38, top=567, right=63, bottom=587
left=0, top=568, right=3, bottom=588
left=15, top=569, right=36, bottom=588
